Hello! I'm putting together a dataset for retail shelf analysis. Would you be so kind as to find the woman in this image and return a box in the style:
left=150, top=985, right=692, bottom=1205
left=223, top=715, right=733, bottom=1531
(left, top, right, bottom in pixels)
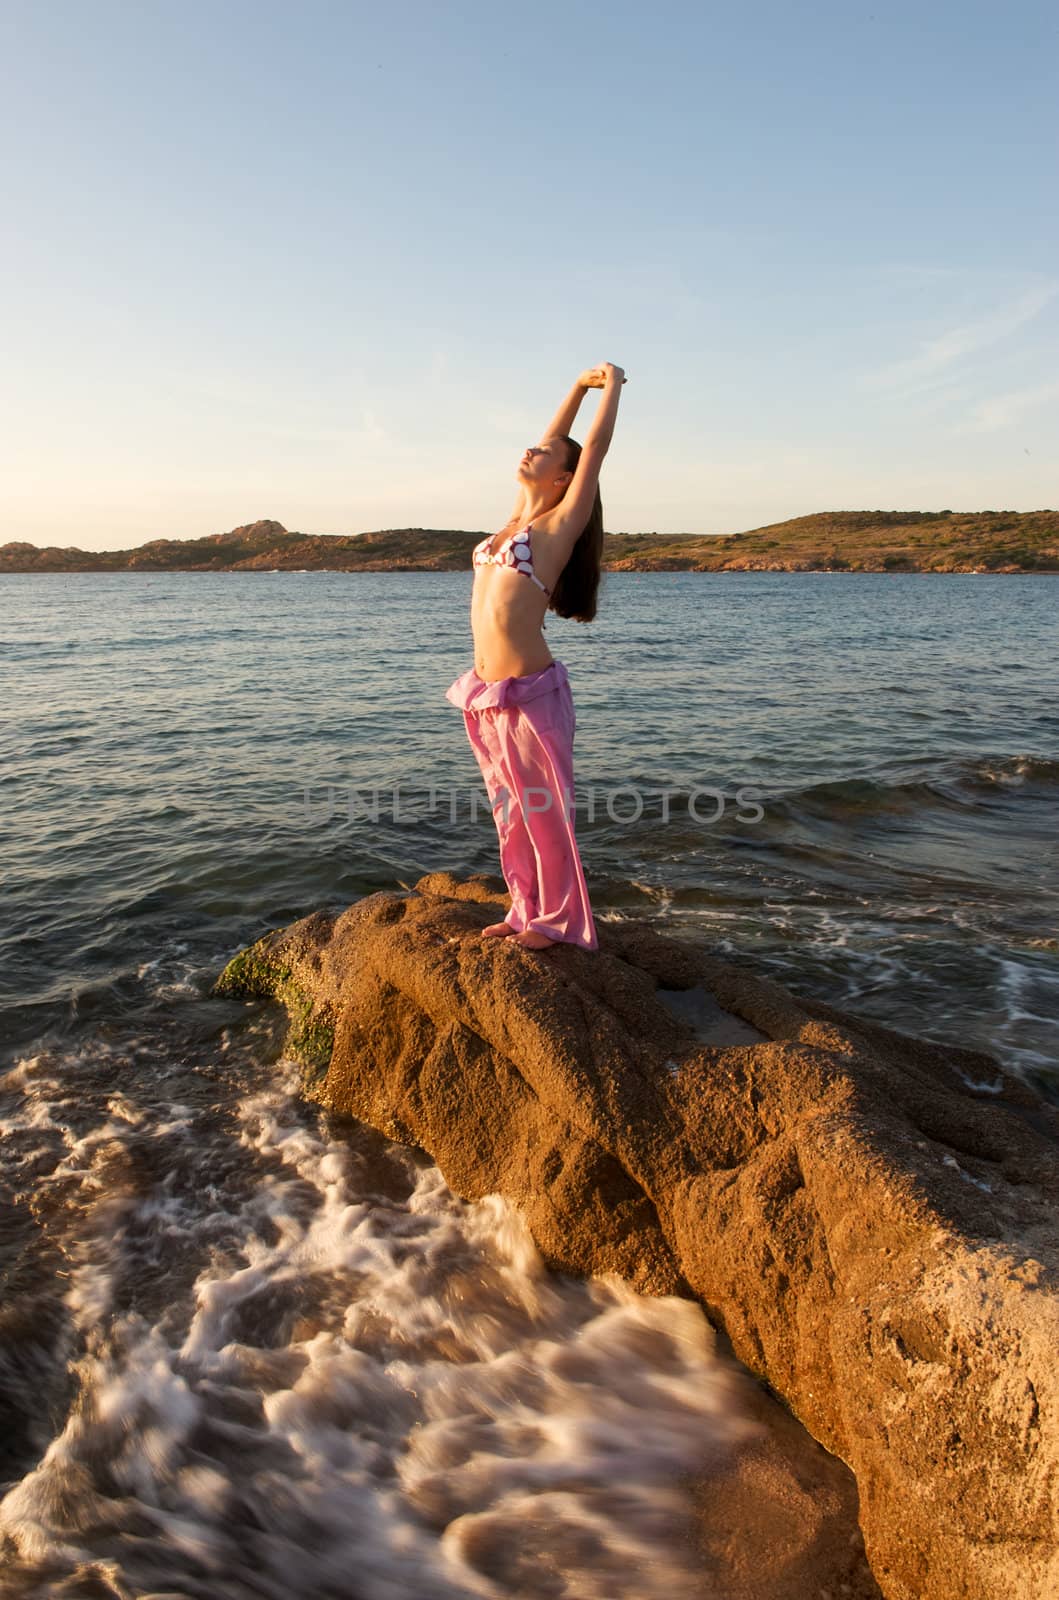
left=445, top=361, right=626, bottom=951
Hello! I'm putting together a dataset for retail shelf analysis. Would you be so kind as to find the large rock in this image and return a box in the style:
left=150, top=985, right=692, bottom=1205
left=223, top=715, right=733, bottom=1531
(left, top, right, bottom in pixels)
left=213, top=873, right=1059, bottom=1600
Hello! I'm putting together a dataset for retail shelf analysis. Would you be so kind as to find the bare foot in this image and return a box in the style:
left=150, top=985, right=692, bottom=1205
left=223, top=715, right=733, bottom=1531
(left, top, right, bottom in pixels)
left=513, top=929, right=557, bottom=950
left=482, top=921, right=517, bottom=938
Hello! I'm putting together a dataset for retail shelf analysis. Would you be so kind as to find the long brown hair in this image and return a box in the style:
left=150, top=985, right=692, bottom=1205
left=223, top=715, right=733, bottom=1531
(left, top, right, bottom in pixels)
left=547, top=435, right=604, bottom=622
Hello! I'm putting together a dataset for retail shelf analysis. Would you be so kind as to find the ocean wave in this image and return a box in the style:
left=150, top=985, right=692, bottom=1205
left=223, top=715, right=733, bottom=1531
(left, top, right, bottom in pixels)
left=0, top=1039, right=756, bottom=1599
left=767, top=752, right=1059, bottom=821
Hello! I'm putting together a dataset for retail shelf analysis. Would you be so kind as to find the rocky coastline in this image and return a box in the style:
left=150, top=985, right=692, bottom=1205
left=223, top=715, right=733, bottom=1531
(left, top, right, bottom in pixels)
left=213, top=872, right=1059, bottom=1600
left=3, top=508, right=1058, bottom=574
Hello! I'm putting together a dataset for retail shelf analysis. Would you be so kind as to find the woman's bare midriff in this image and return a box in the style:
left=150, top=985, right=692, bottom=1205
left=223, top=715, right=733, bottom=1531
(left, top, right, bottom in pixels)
left=471, top=567, right=555, bottom=682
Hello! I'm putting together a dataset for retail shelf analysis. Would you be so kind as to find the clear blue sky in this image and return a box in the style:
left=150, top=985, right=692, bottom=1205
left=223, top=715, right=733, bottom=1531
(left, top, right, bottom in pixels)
left=2, top=0, right=1056, bottom=549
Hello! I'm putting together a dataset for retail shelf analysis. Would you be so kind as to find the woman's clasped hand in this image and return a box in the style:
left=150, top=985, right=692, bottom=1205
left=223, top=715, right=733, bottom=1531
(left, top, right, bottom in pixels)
left=577, top=363, right=627, bottom=388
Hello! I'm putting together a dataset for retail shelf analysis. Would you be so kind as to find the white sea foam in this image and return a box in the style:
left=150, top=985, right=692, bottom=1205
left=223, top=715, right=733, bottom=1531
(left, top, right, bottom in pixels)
left=0, top=1047, right=758, bottom=1599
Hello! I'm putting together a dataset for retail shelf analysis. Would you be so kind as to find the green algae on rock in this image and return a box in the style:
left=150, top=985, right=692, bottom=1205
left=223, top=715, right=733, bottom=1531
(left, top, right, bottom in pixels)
left=212, top=914, right=336, bottom=1090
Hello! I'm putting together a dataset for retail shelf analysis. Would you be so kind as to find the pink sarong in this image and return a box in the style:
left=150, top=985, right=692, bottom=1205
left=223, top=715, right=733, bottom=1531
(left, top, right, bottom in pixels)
left=445, top=659, right=598, bottom=950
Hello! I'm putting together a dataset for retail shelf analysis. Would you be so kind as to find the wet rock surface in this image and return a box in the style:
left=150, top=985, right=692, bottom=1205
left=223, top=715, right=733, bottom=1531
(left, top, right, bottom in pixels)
left=215, top=872, right=1059, bottom=1600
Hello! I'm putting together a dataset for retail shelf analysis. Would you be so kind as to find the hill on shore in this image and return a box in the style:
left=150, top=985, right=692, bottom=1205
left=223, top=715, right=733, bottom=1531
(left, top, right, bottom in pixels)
left=2, top=510, right=1057, bottom=574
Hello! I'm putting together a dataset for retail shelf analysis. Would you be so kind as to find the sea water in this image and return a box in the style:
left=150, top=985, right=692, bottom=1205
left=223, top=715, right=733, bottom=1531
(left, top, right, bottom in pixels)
left=1, top=568, right=1056, bottom=1594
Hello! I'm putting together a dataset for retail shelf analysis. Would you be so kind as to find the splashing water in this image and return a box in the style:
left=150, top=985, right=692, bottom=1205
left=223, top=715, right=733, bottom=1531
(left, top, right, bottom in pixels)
left=0, top=1026, right=758, bottom=1600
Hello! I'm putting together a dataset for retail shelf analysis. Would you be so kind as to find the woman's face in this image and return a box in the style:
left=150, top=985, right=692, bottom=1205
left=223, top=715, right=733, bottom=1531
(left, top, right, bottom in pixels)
left=517, top=436, right=572, bottom=496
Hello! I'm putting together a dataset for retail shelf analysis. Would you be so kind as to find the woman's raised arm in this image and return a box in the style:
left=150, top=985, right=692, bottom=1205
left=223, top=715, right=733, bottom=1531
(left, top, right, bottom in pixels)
left=543, top=375, right=591, bottom=441
left=580, top=364, right=625, bottom=457
left=547, top=364, right=626, bottom=541
left=508, top=371, right=600, bottom=523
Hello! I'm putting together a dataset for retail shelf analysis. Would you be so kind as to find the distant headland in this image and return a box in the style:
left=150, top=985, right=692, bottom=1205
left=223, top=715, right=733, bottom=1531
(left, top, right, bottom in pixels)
left=2, top=510, right=1057, bottom=574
